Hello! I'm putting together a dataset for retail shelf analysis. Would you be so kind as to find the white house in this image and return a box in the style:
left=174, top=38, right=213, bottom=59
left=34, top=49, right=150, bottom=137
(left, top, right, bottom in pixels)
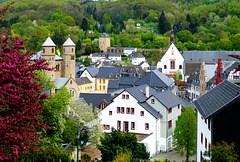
left=123, top=47, right=137, bottom=56
left=157, top=43, right=184, bottom=79
left=139, top=61, right=150, bottom=71
left=128, top=52, right=146, bottom=65
left=90, top=52, right=121, bottom=63
left=100, top=84, right=182, bottom=156
left=78, top=67, right=99, bottom=91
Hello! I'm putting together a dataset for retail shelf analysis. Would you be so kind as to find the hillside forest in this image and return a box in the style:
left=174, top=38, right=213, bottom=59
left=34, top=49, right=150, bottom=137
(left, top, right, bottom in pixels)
left=1, top=0, right=240, bottom=58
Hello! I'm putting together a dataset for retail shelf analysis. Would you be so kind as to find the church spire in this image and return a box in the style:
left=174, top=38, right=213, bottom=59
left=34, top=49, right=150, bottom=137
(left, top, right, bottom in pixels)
left=170, top=25, right=174, bottom=44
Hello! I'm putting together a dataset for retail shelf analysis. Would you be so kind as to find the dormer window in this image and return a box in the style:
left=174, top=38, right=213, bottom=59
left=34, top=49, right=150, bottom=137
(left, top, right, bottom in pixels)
left=151, top=99, right=155, bottom=104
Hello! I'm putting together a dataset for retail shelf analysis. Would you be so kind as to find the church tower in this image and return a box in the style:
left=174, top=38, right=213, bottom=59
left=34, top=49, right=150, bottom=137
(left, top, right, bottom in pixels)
left=42, top=36, right=56, bottom=84
left=170, top=25, right=174, bottom=44
left=62, top=37, right=76, bottom=78
left=99, top=33, right=110, bottom=52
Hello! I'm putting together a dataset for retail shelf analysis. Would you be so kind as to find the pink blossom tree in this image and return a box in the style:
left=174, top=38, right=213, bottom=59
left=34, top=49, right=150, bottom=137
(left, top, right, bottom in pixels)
left=0, top=3, right=51, bottom=160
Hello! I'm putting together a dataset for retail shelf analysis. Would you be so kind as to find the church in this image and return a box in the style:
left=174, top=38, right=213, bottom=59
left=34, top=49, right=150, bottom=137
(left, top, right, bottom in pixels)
left=30, top=36, right=79, bottom=99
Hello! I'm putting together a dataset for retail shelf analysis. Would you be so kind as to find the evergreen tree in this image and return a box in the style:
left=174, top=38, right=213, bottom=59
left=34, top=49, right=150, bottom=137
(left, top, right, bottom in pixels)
left=173, top=106, right=197, bottom=162
left=159, top=11, right=170, bottom=35
left=82, top=18, right=88, bottom=31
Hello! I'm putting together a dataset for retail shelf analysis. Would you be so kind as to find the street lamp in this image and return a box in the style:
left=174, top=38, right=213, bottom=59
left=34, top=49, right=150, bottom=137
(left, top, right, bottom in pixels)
left=76, top=131, right=80, bottom=162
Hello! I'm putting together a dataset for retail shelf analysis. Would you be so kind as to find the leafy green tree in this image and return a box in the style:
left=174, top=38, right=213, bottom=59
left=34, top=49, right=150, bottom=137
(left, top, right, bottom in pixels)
left=232, top=33, right=240, bottom=50
left=85, top=44, right=93, bottom=55
left=62, top=16, right=75, bottom=26
left=83, top=57, right=91, bottom=67
left=82, top=18, right=88, bottom=31
left=97, top=128, right=149, bottom=161
left=174, top=69, right=183, bottom=82
left=173, top=106, right=197, bottom=162
left=159, top=11, right=170, bottom=35
left=76, top=39, right=82, bottom=58
left=176, top=30, right=196, bottom=43
left=203, top=141, right=238, bottom=162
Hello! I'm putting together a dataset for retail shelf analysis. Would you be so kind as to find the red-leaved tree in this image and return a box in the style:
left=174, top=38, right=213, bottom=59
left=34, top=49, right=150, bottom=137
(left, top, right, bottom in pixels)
left=0, top=3, right=50, bottom=160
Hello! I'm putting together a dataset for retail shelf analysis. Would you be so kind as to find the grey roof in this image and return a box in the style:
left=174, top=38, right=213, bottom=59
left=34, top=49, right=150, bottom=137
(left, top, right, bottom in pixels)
left=108, top=80, right=120, bottom=89
left=81, top=67, right=99, bottom=77
left=42, top=36, right=56, bottom=47
left=186, top=68, right=200, bottom=86
left=119, top=76, right=140, bottom=85
left=128, top=52, right=145, bottom=58
left=96, top=67, right=121, bottom=79
left=91, top=52, right=121, bottom=58
left=126, top=84, right=157, bottom=102
left=135, top=70, right=174, bottom=89
left=75, top=77, right=92, bottom=85
left=30, top=51, right=63, bottom=61
left=55, top=77, right=69, bottom=89
left=182, top=51, right=240, bottom=63
left=124, top=47, right=137, bottom=50
left=79, top=93, right=114, bottom=111
left=139, top=102, right=162, bottom=119
left=108, top=53, right=121, bottom=57
left=121, top=65, right=144, bottom=77
left=193, top=80, right=240, bottom=118
left=99, top=33, right=110, bottom=38
left=153, top=90, right=182, bottom=109
left=72, top=98, right=87, bottom=104
left=63, top=37, right=76, bottom=46
left=205, top=64, right=217, bottom=82
left=107, top=77, right=139, bottom=93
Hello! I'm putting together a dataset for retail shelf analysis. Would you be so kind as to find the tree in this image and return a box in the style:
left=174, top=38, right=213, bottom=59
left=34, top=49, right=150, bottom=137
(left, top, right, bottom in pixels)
left=0, top=4, right=50, bottom=160
left=173, top=106, right=197, bottom=162
left=159, top=11, right=170, bottom=35
left=82, top=18, right=89, bottom=31
left=62, top=16, right=75, bottom=26
left=97, top=128, right=149, bottom=161
left=203, top=141, right=238, bottom=162
left=83, top=57, right=91, bottom=66
left=174, top=69, right=183, bottom=82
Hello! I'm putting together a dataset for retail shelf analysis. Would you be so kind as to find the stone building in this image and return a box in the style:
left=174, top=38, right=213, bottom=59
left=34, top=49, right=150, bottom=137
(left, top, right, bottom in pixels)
left=99, top=33, right=110, bottom=52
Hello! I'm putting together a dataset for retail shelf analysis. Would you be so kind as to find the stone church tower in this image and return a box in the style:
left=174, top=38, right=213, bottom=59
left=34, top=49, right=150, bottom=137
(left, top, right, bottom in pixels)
left=41, top=36, right=56, bottom=84
left=62, top=37, right=76, bottom=78
left=99, top=33, right=110, bottom=52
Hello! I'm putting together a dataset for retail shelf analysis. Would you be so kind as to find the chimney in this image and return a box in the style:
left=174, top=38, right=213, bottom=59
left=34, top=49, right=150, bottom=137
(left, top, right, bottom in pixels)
left=216, top=58, right=222, bottom=85
left=146, top=86, right=149, bottom=98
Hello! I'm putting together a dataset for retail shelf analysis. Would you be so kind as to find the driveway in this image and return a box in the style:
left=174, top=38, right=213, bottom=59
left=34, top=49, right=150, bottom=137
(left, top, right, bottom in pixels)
left=150, top=150, right=196, bottom=162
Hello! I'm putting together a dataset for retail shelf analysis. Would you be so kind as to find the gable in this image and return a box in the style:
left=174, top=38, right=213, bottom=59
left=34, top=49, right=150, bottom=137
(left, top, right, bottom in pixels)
left=160, top=43, right=184, bottom=62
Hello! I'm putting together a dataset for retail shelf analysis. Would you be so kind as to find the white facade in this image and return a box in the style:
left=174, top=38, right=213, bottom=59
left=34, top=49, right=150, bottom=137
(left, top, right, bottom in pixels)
left=123, top=48, right=137, bottom=56
left=90, top=55, right=105, bottom=63
left=157, top=43, right=184, bottom=79
left=132, top=57, right=146, bottom=65
left=140, top=62, right=150, bottom=71
left=100, top=90, right=159, bottom=156
left=108, top=55, right=121, bottom=61
left=196, top=111, right=211, bottom=162
left=79, top=70, right=96, bottom=91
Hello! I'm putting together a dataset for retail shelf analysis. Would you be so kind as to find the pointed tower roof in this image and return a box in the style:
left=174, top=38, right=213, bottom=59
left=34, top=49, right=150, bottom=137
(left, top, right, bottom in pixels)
left=42, top=36, right=56, bottom=47
left=170, top=25, right=174, bottom=44
left=99, top=33, right=110, bottom=38
left=63, top=37, right=76, bottom=46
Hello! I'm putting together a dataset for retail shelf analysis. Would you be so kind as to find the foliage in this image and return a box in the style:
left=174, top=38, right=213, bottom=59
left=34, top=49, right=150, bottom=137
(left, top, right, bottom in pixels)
left=153, top=159, right=170, bottom=162
left=159, top=11, right=169, bottom=35
left=0, top=3, right=50, bottom=160
left=27, top=145, right=72, bottom=162
left=113, top=148, right=132, bottom=162
left=174, top=69, right=183, bottom=82
left=97, top=128, right=149, bottom=161
left=173, top=106, right=197, bottom=162
left=203, top=141, right=239, bottom=162
left=70, top=101, right=102, bottom=145
left=81, top=153, right=91, bottom=162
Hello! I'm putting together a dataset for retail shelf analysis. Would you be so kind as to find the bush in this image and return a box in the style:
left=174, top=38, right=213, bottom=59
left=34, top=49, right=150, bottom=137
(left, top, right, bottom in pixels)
left=81, top=153, right=91, bottom=162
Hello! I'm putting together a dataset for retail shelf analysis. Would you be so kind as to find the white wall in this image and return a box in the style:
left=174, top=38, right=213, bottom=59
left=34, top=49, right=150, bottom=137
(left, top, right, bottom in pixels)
left=109, top=56, right=121, bottom=61
left=132, top=57, right=145, bottom=65
left=80, top=70, right=96, bottom=91
left=196, top=111, right=211, bottom=162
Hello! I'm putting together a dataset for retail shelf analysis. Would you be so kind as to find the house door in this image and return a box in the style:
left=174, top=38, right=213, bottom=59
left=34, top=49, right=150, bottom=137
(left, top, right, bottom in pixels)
left=124, top=121, right=129, bottom=132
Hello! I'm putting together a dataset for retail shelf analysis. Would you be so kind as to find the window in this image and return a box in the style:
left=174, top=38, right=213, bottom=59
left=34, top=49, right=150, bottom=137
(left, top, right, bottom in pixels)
left=103, top=86, right=105, bottom=90
left=179, top=65, right=182, bottom=69
left=201, top=133, right=203, bottom=144
left=52, top=48, right=54, bottom=53
left=168, top=108, right=172, bottom=114
left=126, top=107, right=130, bottom=114
left=117, top=107, right=120, bottom=113
left=170, top=60, right=175, bottom=69
left=103, top=125, right=110, bottom=130
left=103, top=79, right=105, bottom=84
left=208, top=119, right=211, bottom=130
left=205, top=119, right=207, bottom=124
left=164, top=65, right=167, bottom=69
left=121, top=107, right=125, bottom=114
left=103, top=125, right=106, bottom=130
left=205, top=138, right=207, bottom=149
left=117, top=121, right=121, bottom=129
left=72, top=48, right=74, bottom=53
left=151, top=99, right=155, bottom=104
left=131, top=122, right=135, bottom=130
left=109, top=111, right=112, bottom=116
left=63, top=48, right=65, bottom=52
left=200, top=151, right=203, bottom=162
left=145, top=123, right=149, bottom=130
left=124, top=121, right=129, bottom=132
left=56, top=64, right=60, bottom=71
left=71, top=55, right=74, bottom=60
left=43, top=48, right=45, bottom=53
left=126, top=95, right=129, bottom=99
left=178, top=104, right=180, bottom=109
left=107, top=125, right=110, bottom=130
left=140, top=111, right=144, bottom=116
left=100, top=79, right=101, bottom=83
left=122, top=94, right=125, bottom=99
left=100, top=86, right=101, bottom=90
left=168, top=120, right=172, bottom=129
left=131, top=108, right=135, bottom=114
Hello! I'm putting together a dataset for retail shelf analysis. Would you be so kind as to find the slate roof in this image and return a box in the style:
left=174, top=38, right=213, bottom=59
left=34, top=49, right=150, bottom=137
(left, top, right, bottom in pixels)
left=78, top=67, right=99, bottom=77
left=184, top=62, right=202, bottom=76
left=91, top=52, right=121, bottom=58
left=128, top=52, right=145, bottom=58
left=126, top=84, right=157, bottom=102
left=193, top=80, right=240, bottom=118
left=135, top=70, right=174, bottom=89
left=42, top=36, right=56, bottom=47
left=55, top=77, right=69, bottom=89
left=99, top=33, right=110, bottom=38
left=30, top=51, right=63, bottom=61
left=79, top=93, right=114, bottom=111
left=205, top=64, right=217, bottom=82
left=72, top=98, right=87, bottom=105
left=107, top=77, right=139, bottom=93
left=63, top=37, right=76, bottom=46
left=182, top=51, right=240, bottom=63
left=75, top=77, right=92, bottom=85
left=139, top=102, right=162, bottom=119
left=121, top=65, right=144, bottom=77
left=119, top=76, right=140, bottom=85
left=96, top=67, right=121, bottom=79
left=185, top=67, right=200, bottom=86
left=153, top=90, right=182, bottom=109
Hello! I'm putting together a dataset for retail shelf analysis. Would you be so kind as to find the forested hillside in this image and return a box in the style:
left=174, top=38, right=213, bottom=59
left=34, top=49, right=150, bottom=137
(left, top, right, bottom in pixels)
left=1, top=0, right=240, bottom=55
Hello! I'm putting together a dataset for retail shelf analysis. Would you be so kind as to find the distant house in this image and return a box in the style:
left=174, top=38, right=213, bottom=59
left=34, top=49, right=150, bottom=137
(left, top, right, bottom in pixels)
left=121, top=65, right=145, bottom=77
left=90, top=52, right=121, bottom=63
left=76, top=77, right=92, bottom=93
left=139, top=61, right=150, bottom=71
left=128, top=52, right=146, bottom=65
left=77, top=67, right=99, bottom=91
left=123, top=47, right=137, bottom=56
left=194, top=80, right=240, bottom=162
left=55, top=77, right=79, bottom=99
left=100, top=84, right=182, bottom=156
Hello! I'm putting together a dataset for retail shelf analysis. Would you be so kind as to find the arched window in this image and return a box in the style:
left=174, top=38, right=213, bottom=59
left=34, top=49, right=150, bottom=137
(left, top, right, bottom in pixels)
left=179, top=65, right=182, bottom=69
left=164, top=65, right=167, bottom=69
left=72, top=48, right=74, bottom=53
left=170, top=60, right=175, bottom=69
left=52, top=48, right=54, bottom=53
